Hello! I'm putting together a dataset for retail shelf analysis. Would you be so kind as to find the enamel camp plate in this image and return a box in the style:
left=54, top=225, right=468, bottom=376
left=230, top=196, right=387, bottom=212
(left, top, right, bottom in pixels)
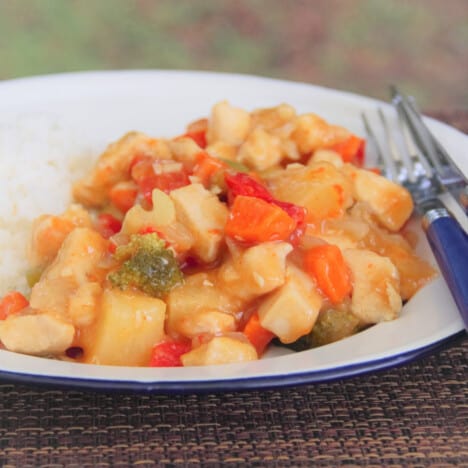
left=0, top=71, right=466, bottom=392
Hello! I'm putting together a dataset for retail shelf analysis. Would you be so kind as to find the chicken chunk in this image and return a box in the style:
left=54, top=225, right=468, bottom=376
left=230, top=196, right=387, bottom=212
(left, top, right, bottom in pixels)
left=343, top=248, right=402, bottom=324
left=309, top=149, right=344, bottom=168
left=170, top=183, right=228, bottom=263
left=181, top=336, right=257, bottom=366
left=0, top=313, right=74, bottom=356
left=343, top=165, right=413, bottom=231
left=238, top=127, right=283, bottom=171
left=258, top=264, right=322, bottom=343
left=73, top=132, right=171, bottom=207
left=28, top=204, right=92, bottom=269
left=30, top=228, right=108, bottom=323
left=250, top=103, right=296, bottom=131
left=291, top=113, right=350, bottom=154
left=218, top=241, right=292, bottom=302
left=206, top=101, right=251, bottom=146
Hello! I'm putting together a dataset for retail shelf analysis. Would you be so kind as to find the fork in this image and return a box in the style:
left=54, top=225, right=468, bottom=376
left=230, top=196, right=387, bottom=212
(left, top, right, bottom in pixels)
left=362, top=90, right=468, bottom=329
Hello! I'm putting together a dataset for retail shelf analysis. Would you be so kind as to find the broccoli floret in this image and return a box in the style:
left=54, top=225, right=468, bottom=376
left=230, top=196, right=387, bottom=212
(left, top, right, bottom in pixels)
left=108, top=233, right=183, bottom=298
left=274, top=308, right=362, bottom=351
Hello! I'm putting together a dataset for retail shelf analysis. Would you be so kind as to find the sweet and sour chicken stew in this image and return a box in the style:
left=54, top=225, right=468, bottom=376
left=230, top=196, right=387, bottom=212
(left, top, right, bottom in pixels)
left=0, top=102, right=436, bottom=367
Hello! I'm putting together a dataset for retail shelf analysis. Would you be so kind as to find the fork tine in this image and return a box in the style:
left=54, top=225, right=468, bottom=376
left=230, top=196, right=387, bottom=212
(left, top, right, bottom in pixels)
left=377, top=108, right=416, bottom=183
left=390, top=85, right=445, bottom=171
left=393, top=103, right=434, bottom=181
left=361, top=112, right=389, bottom=178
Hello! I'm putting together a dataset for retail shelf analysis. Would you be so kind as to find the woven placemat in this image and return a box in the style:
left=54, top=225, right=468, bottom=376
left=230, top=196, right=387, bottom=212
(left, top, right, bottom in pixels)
left=0, top=111, right=467, bottom=467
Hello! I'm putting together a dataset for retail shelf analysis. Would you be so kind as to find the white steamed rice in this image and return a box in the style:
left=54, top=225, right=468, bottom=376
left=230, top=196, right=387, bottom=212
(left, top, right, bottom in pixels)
left=0, top=114, right=94, bottom=297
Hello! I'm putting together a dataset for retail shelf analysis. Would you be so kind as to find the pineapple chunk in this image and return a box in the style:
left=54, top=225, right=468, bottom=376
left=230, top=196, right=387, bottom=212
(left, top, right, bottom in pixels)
left=258, top=264, right=322, bottom=343
left=206, top=101, right=251, bottom=146
left=80, top=289, right=166, bottom=366
left=181, top=336, right=257, bottom=366
left=170, top=183, right=228, bottom=263
left=121, top=189, right=176, bottom=234
left=0, top=313, right=74, bottom=356
left=343, top=248, right=402, bottom=324
left=167, top=272, right=241, bottom=337
left=343, top=165, right=413, bottom=231
left=267, top=162, right=353, bottom=221
left=218, top=241, right=292, bottom=301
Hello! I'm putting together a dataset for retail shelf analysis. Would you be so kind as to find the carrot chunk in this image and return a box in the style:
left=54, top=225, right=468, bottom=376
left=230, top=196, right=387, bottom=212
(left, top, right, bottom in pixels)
left=0, top=291, right=29, bottom=320
left=303, top=244, right=352, bottom=304
left=225, top=196, right=296, bottom=243
left=242, top=311, right=275, bottom=356
left=192, top=152, right=226, bottom=185
left=330, top=135, right=365, bottom=165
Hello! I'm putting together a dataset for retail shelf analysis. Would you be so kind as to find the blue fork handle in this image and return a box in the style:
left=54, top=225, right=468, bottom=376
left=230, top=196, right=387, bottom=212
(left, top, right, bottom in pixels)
left=423, top=209, right=468, bottom=330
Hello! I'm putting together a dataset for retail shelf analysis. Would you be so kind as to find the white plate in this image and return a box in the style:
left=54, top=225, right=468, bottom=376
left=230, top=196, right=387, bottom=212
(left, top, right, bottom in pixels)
left=0, top=70, right=466, bottom=392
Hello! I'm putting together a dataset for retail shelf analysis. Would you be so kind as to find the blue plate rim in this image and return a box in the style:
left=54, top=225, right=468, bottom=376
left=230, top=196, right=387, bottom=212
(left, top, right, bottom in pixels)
left=0, top=331, right=464, bottom=394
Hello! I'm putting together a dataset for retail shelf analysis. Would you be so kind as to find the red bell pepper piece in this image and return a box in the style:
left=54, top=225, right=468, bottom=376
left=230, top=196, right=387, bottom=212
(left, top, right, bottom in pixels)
left=224, top=172, right=273, bottom=202
left=149, top=340, right=192, bottom=367
left=131, top=156, right=190, bottom=205
left=96, top=213, right=122, bottom=239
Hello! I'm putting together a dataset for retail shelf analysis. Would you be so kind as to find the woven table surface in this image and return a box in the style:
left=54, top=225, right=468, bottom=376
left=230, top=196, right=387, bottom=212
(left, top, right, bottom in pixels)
left=1, top=112, right=467, bottom=467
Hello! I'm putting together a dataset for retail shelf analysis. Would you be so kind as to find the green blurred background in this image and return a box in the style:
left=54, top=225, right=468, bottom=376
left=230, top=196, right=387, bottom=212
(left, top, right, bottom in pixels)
left=1, top=0, right=467, bottom=110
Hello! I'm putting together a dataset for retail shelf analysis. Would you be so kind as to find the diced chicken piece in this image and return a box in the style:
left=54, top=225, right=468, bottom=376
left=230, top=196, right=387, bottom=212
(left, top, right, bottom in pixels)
left=309, top=149, right=344, bottom=168
left=78, top=288, right=166, bottom=366
left=28, top=204, right=92, bottom=268
left=37, top=228, right=108, bottom=285
left=291, top=114, right=350, bottom=154
left=186, top=117, right=208, bottom=134
left=258, top=264, right=323, bottom=343
left=250, top=104, right=296, bottom=131
left=168, top=137, right=203, bottom=164
left=68, top=282, right=102, bottom=328
left=170, top=183, right=228, bottom=263
left=343, top=248, right=402, bottom=324
left=206, top=101, right=251, bottom=146
left=73, top=132, right=171, bottom=207
left=343, top=165, right=413, bottom=231
left=0, top=313, right=74, bottom=356
left=267, top=162, right=353, bottom=221
left=218, top=241, right=292, bottom=302
left=238, top=128, right=282, bottom=171
left=30, top=228, right=108, bottom=320
left=313, top=217, right=370, bottom=250
left=362, top=226, right=437, bottom=300
left=181, top=336, right=257, bottom=366
left=205, top=141, right=238, bottom=162
left=167, top=272, right=241, bottom=337
left=174, top=310, right=236, bottom=339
